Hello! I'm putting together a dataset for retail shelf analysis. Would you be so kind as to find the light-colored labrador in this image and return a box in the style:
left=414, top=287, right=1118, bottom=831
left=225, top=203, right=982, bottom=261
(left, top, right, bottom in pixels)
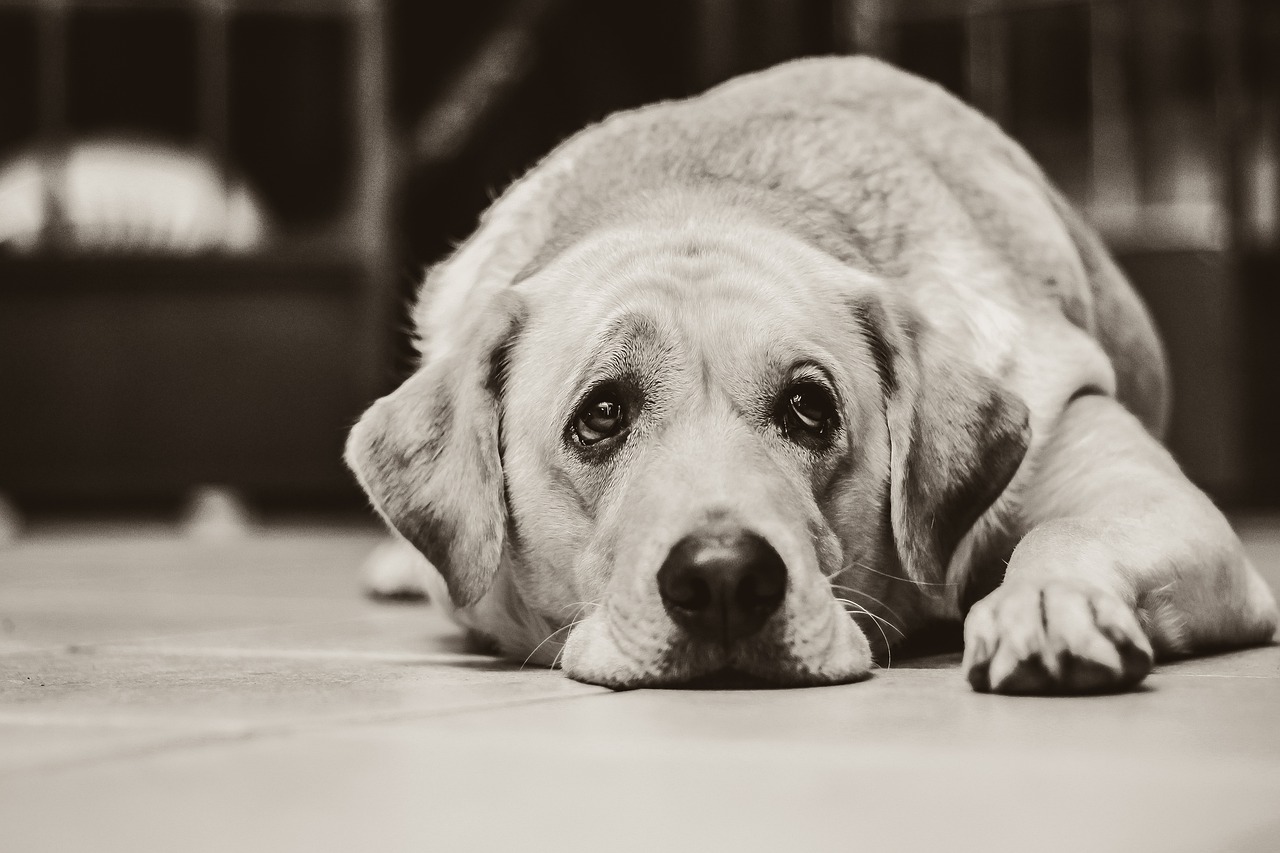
left=347, top=57, right=1278, bottom=693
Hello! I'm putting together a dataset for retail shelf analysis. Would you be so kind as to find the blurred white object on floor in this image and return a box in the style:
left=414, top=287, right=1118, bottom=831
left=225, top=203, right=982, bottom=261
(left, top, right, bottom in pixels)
left=181, top=485, right=256, bottom=542
left=0, top=140, right=266, bottom=255
left=360, top=538, right=432, bottom=602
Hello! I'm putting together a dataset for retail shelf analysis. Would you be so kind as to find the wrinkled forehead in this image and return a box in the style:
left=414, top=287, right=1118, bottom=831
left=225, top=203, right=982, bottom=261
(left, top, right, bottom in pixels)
left=514, top=226, right=866, bottom=391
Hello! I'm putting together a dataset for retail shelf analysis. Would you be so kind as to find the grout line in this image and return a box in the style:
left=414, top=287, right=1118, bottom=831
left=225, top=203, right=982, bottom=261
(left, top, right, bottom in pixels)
left=1157, top=672, right=1280, bottom=680
left=0, top=714, right=254, bottom=733
left=0, top=586, right=379, bottom=603
left=0, top=731, right=260, bottom=779
left=299, top=687, right=619, bottom=730
left=0, top=687, right=616, bottom=735
left=0, top=612, right=422, bottom=658
left=69, top=646, right=496, bottom=665
left=0, top=687, right=619, bottom=776
left=0, top=688, right=610, bottom=734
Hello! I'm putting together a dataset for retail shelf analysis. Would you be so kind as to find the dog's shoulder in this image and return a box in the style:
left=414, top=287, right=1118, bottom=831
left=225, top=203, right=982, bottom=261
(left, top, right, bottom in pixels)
left=414, top=57, right=1163, bottom=432
left=703, top=57, right=1167, bottom=432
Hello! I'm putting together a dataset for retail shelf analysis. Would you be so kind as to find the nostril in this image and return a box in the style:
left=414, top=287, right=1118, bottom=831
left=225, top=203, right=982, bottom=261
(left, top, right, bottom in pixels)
left=735, top=552, right=786, bottom=612
left=662, top=571, right=712, bottom=612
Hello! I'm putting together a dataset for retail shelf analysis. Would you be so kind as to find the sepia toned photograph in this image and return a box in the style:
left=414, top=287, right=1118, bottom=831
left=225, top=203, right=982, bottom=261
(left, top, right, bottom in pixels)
left=2, top=1, right=1279, bottom=850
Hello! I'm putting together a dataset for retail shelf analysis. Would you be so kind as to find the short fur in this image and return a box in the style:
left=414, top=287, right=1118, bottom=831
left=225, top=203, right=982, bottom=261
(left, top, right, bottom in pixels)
left=348, top=57, right=1277, bottom=692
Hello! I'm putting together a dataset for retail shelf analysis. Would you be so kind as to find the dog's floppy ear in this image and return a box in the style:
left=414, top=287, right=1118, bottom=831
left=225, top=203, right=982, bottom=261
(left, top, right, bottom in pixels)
left=856, top=295, right=1030, bottom=587
left=346, top=290, right=522, bottom=606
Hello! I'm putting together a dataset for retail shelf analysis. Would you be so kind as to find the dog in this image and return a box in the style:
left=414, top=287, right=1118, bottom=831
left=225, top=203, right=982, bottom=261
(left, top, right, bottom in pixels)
left=346, top=57, right=1278, bottom=693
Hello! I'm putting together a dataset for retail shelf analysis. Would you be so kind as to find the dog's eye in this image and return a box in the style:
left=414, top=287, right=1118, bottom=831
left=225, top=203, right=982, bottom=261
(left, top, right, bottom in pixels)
left=574, top=393, right=627, bottom=446
left=778, top=381, right=837, bottom=441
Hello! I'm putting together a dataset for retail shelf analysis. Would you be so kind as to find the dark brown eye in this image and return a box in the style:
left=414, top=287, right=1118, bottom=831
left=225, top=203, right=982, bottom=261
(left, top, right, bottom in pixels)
left=779, top=381, right=837, bottom=441
left=574, top=395, right=627, bottom=446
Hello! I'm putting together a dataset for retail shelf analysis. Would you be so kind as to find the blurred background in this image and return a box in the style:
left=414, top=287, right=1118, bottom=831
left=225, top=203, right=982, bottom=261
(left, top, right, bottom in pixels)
left=0, top=0, right=1278, bottom=531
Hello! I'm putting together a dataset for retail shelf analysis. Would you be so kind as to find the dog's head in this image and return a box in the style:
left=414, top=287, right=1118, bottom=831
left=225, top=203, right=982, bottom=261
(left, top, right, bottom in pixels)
left=347, top=212, right=1028, bottom=687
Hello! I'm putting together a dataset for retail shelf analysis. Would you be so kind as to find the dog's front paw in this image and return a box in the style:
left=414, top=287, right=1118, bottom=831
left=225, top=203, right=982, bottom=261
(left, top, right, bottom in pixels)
left=962, top=580, right=1154, bottom=695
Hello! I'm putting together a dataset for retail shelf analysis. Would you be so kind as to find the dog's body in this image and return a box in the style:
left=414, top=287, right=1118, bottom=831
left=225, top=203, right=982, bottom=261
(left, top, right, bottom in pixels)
left=349, top=57, right=1277, bottom=692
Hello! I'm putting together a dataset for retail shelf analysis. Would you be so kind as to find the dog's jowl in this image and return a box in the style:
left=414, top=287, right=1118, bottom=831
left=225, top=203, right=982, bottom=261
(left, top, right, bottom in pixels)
left=347, top=57, right=1278, bottom=693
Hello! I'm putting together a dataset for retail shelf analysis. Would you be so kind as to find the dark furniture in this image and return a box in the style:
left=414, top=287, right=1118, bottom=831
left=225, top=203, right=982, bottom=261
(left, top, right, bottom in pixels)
left=0, top=0, right=393, bottom=508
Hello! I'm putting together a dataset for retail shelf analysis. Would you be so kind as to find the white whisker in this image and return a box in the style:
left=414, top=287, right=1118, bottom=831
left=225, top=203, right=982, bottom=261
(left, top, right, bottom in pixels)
left=832, top=598, right=904, bottom=638
left=837, top=599, right=893, bottom=669
left=834, top=594, right=896, bottom=666
left=847, top=559, right=956, bottom=588
left=559, top=600, right=603, bottom=613
left=520, top=622, right=576, bottom=670
left=829, top=583, right=908, bottom=626
left=549, top=618, right=589, bottom=670
left=526, top=600, right=600, bottom=671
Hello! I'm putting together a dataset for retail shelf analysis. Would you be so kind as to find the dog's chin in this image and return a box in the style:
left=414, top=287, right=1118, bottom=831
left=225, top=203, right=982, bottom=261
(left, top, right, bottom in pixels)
left=664, top=666, right=870, bottom=690
left=558, top=605, right=874, bottom=690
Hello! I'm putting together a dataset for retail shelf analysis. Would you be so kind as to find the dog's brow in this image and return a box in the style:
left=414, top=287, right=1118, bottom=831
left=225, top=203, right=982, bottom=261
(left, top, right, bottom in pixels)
left=567, top=312, right=666, bottom=397
left=601, top=312, right=663, bottom=345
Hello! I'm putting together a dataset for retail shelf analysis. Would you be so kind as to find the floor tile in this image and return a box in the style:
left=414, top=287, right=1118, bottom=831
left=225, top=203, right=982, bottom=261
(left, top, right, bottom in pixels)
left=1, top=520, right=1279, bottom=853
left=0, top=530, right=384, bottom=599
left=0, top=707, right=1276, bottom=853
left=0, top=725, right=209, bottom=773
left=100, top=604, right=467, bottom=657
left=0, top=648, right=605, bottom=731
left=0, top=588, right=377, bottom=653
left=412, top=663, right=1280, bottom=761
left=0, top=531, right=390, bottom=652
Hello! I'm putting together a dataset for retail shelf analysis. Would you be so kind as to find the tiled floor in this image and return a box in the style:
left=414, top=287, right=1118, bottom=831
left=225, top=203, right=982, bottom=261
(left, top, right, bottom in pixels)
left=2, top=520, right=1279, bottom=853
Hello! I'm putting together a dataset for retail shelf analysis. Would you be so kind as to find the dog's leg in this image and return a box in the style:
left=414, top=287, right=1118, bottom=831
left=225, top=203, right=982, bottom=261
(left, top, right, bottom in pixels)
left=963, top=394, right=1278, bottom=694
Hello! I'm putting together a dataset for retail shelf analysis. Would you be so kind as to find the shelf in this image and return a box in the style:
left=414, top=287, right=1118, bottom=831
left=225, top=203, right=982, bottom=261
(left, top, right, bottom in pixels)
left=0, top=253, right=374, bottom=293
left=0, top=0, right=378, bottom=16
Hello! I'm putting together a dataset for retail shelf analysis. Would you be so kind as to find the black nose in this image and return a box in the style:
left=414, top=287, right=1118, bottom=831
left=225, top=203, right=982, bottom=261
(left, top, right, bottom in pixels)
left=657, top=527, right=787, bottom=644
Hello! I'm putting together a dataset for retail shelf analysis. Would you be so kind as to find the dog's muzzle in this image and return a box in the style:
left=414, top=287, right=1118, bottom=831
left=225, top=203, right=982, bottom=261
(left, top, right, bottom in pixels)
left=656, top=524, right=787, bottom=645
left=560, top=518, right=871, bottom=688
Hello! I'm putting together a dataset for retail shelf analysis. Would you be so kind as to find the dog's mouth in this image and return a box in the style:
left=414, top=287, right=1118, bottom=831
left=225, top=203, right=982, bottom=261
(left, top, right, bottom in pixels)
left=557, top=591, right=876, bottom=689
left=670, top=667, right=868, bottom=690
left=677, top=669, right=780, bottom=689
left=588, top=661, right=872, bottom=690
